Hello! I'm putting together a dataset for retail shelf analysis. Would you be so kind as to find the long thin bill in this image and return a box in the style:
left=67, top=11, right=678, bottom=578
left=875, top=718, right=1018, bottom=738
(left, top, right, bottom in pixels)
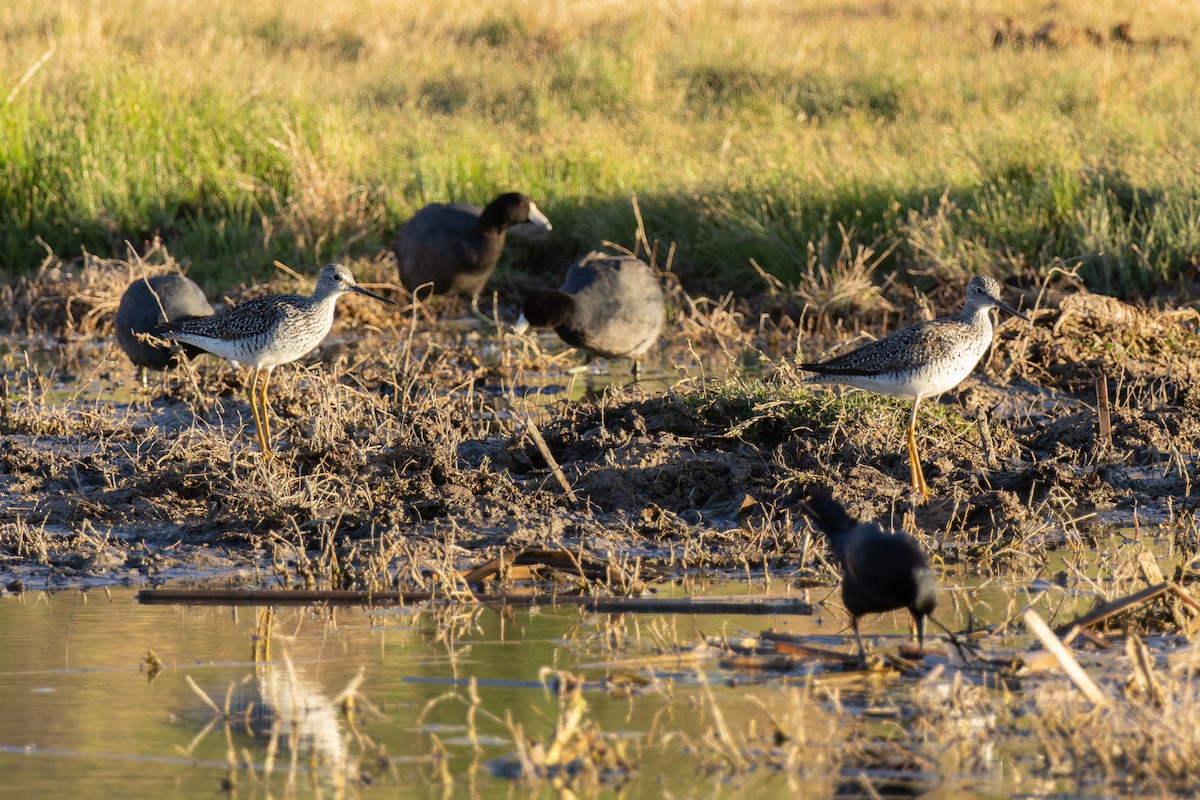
left=352, top=285, right=398, bottom=305
left=994, top=297, right=1029, bottom=321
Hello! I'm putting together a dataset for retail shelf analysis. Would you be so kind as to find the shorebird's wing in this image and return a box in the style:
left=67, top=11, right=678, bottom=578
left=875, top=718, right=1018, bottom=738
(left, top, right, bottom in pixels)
left=800, top=320, right=958, bottom=376
left=160, top=296, right=296, bottom=341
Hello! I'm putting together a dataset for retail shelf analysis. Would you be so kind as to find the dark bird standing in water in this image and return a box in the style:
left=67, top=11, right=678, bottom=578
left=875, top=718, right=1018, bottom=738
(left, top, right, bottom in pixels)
left=800, top=490, right=938, bottom=663
left=515, top=250, right=664, bottom=377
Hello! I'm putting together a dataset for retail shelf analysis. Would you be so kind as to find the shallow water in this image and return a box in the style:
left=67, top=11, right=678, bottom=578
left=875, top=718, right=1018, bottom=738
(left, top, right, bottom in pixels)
left=0, top=571, right=1133, bottom=800
left=0, top=586, right=919, bottom=797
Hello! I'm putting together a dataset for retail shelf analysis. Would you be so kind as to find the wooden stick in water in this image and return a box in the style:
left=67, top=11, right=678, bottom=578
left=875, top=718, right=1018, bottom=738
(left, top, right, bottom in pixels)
left=137, top=588, right=815, bottom=615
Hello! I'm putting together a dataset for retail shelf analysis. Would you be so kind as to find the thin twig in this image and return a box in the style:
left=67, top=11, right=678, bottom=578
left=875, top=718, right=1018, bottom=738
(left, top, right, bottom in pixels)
left=523, top=414, right=578, bottom=504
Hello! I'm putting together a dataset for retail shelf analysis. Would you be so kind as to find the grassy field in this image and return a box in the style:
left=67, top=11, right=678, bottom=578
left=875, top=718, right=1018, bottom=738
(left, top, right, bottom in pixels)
left=3, top=0, right=1200, bottom=297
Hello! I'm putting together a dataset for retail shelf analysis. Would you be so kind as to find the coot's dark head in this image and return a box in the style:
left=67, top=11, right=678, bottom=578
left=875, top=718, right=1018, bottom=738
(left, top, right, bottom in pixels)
left=483, top=193, right=552, bottom=231
left=519, top=289, right=575, bottom=329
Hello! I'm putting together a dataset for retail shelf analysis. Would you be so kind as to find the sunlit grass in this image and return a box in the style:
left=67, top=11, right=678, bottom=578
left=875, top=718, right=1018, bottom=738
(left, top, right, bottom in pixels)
left=3, top=0, right=1200, bottom=296
left=684, top=376, right=978, bottom=444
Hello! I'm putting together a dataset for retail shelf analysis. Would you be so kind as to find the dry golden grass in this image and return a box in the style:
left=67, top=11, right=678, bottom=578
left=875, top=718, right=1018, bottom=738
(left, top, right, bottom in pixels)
left=4, top=0, right=1200, bottom=296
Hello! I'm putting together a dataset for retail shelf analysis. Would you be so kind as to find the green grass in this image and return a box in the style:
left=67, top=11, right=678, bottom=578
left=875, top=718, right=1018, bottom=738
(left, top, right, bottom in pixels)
left=3, top=0, right=1200, bottom=297
left=682, top=377, right=977, bottom=445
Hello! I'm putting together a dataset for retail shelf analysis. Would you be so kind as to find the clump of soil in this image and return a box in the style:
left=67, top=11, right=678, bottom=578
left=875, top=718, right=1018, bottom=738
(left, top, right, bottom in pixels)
left=999, top=291, right=1200, bottom=397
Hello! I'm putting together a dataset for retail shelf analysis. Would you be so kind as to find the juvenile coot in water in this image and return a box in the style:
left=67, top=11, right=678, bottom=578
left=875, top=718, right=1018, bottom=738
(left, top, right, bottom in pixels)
left=516, top=250, right=664, bottom=376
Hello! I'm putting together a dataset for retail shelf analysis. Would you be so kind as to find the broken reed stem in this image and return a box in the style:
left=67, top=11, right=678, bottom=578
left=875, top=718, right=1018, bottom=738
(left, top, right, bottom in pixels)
left=1126, top=635, right=1165, bottom=707
left=1025, top=609, right=1110, bottom=707
left=523, top=415, right=578, bottom=504
left=1095, top=374, right=1112, bottom=458
left=975, top=406, right=998, bottom=470
left=1053, top=581, right=1172, bottom=636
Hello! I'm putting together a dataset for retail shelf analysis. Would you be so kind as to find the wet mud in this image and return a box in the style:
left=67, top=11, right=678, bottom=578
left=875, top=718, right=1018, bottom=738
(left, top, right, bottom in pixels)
left=0, top=263, right=1198, bottom=588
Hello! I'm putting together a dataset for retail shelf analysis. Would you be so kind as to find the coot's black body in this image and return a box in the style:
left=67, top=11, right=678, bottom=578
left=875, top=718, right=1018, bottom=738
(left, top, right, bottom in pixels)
left=115, top=274, right=213, bottom=370
left=392, top=192, right=551, bottom=312
left=801, top=490, right=938, bottom=661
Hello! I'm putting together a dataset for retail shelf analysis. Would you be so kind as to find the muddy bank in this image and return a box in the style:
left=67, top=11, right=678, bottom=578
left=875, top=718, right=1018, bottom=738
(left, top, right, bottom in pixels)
left=0, top=263, right=1197, bottom=588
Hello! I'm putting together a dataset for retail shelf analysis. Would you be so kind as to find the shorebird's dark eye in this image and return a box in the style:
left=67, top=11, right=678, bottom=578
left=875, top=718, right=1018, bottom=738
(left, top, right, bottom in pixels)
left=332, top=274, right=342, bottom=281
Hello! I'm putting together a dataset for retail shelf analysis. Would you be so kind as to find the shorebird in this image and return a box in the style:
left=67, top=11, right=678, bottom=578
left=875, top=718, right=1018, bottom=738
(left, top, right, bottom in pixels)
left=515, top=250, right=664, bottom=377
left=800, top=275, right=1027, bottom=499
left=392, top=192, right=552, bottom=321
left=800, top=490, right=938, bottom=664
left=158, top=264, right=395, bottom=459
left=115, top=274, right=213, bottom=372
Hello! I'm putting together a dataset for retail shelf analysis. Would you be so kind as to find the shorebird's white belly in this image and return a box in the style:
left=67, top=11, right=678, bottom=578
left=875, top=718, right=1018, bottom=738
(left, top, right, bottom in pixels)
left=171, top=301, right=336, bottom=370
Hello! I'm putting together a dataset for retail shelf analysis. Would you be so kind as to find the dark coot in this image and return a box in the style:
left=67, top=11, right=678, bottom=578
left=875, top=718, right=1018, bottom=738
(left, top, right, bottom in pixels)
left=393, top=192, right=551, bottom=316
left=115, top=274, right=213, bottom=370
left=517, top=250, right=664, bottom=375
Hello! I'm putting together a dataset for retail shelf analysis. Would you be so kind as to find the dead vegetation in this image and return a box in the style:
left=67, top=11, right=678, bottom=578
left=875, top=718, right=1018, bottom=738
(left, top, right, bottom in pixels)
left=366, top=539, right=1200, bottom=796
left=0, top=245, right=1197, bottom=593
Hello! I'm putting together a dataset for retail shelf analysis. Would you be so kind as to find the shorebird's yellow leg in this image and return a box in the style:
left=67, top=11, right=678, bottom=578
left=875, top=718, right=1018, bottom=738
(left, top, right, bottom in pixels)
left=906, top=400, right=932, bottom=500
left=247, top=369, right=265, bottom=455
left=259, top=367, right=274, bottom=457
left=247, top=368, right=273, bottom=459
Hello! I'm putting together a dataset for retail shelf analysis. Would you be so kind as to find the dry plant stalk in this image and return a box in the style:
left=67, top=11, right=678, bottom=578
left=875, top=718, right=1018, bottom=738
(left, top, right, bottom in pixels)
left=523, top=415, right=577, bottom=504
left=1025, top=609, right=1110, bottom=707
left=1095, top=374, right=1112, bottom=457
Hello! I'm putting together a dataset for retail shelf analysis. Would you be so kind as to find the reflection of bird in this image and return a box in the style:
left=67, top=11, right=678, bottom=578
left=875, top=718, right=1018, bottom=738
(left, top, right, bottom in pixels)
left=392, top=192, right=552, bottom=319
left=256, top=661, right=348, bottom=773
left=158, top=264, right=395, bottom=459
left=516, top=251, right=664, bottom=377
left=115, top=275, right=213, bottom=372
left=801, top=275, right=1027, bottom=499
left=800, top=490, right=937, bottom=663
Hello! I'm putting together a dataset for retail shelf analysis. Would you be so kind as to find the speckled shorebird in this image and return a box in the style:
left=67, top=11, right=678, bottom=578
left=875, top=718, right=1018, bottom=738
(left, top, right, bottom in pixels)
left=800, top=275, right=1027, bottom=499
left=158, top=264, right=396, bottom=459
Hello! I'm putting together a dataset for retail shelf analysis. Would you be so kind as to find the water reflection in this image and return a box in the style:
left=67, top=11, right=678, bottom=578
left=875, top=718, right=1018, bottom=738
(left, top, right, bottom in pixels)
left=0, top=573, right=1144, bottom=799
left=0, top=586, right=937, bottom=798
left=177, top=608, right=358, bottom=791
